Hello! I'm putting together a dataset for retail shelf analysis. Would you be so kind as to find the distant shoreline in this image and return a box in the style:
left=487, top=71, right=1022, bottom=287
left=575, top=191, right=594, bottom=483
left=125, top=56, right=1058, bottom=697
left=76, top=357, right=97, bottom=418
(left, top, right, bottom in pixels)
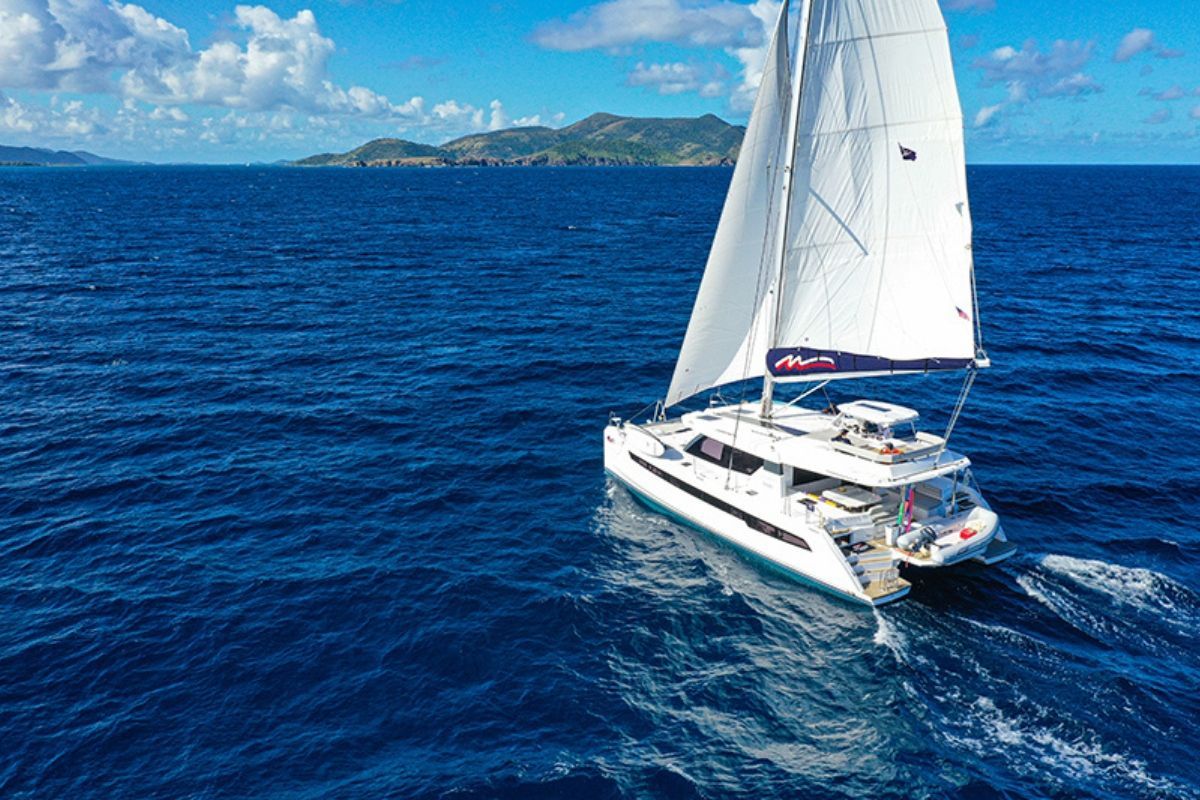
left=292, top=112, right=745, bottom=168
left=3, top=160, right=1196, bottom=171
left=290, top=160, right=735, bottom=169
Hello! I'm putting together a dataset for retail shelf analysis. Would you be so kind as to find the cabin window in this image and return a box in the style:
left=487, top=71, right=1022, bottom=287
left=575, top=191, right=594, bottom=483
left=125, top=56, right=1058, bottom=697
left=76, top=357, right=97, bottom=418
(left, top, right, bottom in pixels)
left=685, top=436, right=764, bottom=475
left=700, top=438, right=724, bottom=461
left=791, top=467, right=829, bottom=486
left=730, top=449, right=765, bottom=474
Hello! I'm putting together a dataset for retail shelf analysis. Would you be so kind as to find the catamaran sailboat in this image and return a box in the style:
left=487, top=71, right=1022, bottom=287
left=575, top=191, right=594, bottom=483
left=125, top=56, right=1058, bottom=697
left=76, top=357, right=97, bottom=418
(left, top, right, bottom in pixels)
left=603, top=0, right=1016, bottom=606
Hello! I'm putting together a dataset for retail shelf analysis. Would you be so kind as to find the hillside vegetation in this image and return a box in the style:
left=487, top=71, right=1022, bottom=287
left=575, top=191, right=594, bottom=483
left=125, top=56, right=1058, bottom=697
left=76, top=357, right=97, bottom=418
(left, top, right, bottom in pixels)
left=293, top=113, right=744, bottom=167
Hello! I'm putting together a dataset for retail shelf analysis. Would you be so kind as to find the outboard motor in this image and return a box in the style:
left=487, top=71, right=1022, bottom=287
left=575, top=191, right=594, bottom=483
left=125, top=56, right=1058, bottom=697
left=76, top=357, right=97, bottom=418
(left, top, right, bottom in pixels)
left=896, top=526, right=937, bottom=552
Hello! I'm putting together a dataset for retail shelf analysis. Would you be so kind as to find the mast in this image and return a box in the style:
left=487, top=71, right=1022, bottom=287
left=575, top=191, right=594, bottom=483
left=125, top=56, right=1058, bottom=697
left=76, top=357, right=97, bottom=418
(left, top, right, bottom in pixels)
left=760, top=0, right=813, bottom=419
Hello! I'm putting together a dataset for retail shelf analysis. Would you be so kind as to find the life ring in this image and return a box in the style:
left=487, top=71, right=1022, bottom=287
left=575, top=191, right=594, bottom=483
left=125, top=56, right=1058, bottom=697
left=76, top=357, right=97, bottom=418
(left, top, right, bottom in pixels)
left=879, top=446, right=902, bottom=455
left=959, top=525, right=979, bottom=540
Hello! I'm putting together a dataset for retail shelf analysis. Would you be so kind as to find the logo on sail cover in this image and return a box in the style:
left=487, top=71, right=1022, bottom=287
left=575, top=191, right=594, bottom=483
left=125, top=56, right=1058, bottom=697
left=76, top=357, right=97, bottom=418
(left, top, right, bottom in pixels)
left=773, top=354, right=837, bottom=373
left=899, top=143, right=917, bottom=161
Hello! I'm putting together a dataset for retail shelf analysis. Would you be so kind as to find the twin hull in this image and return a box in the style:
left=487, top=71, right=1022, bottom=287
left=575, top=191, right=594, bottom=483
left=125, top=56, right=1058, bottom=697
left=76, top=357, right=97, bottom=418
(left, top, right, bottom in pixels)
left=603, top=423, right=910, bottom=606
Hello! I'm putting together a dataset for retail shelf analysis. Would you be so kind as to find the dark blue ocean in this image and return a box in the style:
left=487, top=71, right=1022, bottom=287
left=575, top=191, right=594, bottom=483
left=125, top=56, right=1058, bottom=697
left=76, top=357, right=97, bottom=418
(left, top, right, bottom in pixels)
left=1, top=164, right=1198, bottom=799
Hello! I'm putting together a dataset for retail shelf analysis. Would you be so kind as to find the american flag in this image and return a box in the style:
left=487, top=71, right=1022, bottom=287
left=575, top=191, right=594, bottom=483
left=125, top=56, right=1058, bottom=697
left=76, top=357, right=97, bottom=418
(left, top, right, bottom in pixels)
left=899, top=143, right=917, bottom=161
left=956, top=306, right=971, bottom=321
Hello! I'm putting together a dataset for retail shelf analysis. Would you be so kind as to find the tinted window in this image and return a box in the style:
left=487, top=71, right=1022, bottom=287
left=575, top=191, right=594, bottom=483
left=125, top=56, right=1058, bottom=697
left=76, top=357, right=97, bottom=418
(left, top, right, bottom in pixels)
left=792, top=467, right=828, bottom=486
left=730, top=449, right=764, bottom=475
left=686, top=436, right=764, bottom=475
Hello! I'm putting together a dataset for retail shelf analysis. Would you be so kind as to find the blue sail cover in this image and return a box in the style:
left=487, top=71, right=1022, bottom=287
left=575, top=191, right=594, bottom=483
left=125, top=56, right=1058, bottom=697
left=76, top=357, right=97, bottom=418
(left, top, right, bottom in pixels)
left=767, top=347, right=973, bottom=379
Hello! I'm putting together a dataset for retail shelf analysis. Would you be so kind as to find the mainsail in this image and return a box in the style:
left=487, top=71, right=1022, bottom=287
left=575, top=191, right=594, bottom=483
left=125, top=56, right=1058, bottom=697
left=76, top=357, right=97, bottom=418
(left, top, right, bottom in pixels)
left=666, top=0, right=979, bottom=407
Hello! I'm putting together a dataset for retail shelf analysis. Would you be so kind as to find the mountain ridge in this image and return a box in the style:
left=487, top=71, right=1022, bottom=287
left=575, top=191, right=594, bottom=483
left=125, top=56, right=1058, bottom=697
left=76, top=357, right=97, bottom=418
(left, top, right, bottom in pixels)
left=0, top=145, right=132, bottom=166
left=293, top=113, right=745, bottom=167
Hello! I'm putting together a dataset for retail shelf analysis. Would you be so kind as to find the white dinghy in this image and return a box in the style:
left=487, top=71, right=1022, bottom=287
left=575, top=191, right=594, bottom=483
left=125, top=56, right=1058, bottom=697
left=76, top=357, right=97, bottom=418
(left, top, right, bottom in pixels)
left=604, top=0, right=1016, bottom=606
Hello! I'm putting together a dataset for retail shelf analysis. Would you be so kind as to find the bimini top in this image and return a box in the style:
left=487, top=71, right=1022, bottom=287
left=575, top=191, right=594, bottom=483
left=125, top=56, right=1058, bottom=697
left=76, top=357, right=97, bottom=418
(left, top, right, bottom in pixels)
left=837, top=400, right=919, bottom=428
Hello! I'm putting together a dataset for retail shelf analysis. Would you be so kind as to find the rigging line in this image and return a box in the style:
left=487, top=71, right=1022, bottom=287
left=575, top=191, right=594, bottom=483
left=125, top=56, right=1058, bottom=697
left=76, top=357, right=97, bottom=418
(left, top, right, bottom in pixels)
left=729, top=0, right=793, bottom=487
left=781, top=379, right=831, bottom=409
left=939, top=365, right=977, bottom=458
left=738, top=106, right=788, bottom=390
left=970, top=237, right=984, bottom=354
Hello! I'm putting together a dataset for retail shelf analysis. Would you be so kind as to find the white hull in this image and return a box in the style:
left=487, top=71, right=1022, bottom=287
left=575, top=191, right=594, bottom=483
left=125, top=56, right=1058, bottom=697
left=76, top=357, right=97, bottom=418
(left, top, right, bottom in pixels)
left=611, top=1, right=1008, bottom=606
left=603, top=401, right=1013, bottom=607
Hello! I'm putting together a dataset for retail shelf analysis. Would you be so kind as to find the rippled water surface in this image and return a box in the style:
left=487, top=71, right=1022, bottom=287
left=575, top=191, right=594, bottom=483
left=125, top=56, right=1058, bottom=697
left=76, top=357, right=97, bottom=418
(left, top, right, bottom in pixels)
left=1, top=165, right=1198, bottom=799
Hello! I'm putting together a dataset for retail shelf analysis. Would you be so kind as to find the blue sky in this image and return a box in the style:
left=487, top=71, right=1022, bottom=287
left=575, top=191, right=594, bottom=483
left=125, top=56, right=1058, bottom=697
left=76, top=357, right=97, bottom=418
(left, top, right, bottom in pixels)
left=0, top=0, right=1197, bottom=163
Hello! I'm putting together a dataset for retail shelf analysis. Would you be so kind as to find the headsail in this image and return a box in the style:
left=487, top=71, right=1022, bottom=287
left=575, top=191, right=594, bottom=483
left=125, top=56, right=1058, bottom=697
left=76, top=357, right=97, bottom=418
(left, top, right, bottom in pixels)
left=665, top=0, right=793, bottom=408
left=667, top=0, right=979, bottom=406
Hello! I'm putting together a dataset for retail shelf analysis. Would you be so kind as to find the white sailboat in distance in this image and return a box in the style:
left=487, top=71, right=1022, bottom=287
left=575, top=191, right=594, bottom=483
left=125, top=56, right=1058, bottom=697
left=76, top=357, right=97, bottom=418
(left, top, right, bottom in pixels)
left=603, top=0, right=1017, bottom=606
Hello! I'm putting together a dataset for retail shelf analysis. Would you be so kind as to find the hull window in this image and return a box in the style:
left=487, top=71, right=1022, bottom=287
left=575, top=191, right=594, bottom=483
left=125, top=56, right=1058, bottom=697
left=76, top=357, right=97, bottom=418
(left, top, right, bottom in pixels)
left=629, top=452, right=811, bottom=551
left=685, top=436, right=765, bottom=475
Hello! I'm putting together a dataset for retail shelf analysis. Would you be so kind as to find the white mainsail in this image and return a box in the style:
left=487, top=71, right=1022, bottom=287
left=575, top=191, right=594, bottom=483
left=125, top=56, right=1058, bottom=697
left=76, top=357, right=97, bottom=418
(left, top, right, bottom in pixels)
left=667, top=0, right=978, bottom=407
left=665, top=0, right=793, bottom=407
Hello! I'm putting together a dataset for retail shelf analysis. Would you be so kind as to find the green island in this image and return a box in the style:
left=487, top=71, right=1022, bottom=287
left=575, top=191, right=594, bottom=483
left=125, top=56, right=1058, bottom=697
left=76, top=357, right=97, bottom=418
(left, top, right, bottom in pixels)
left=293, top=112, right=745, bottom=168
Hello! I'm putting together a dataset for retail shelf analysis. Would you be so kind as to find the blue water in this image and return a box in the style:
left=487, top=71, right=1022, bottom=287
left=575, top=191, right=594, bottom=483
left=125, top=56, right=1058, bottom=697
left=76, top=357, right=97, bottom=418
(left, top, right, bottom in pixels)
left=1, top=164, right=1197, bottom=799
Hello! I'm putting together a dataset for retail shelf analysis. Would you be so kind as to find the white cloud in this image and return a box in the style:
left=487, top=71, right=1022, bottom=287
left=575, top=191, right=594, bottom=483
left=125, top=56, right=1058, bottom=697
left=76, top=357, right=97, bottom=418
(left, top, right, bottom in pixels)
left=1043, top=72, right=1103, bottom=98
left=430, top=100, right=483, bottom=130
left=628, top=62, right=704, bottom=95
left=725, top=0, right=781, bottom=110
left=626, top=62, right=728, bottom=98
left=970, top=39, right=1101, bottom=125
left=0, top=88, right=104, bottom=137
left=532, top=0, right=778, bottom=110
left=117, top=6, right=408, bottom=117
left=1114, top=28, right=1155, bottom=63
left=1154, top=86, right=1185, bottom=101
left=974, top=103, right=1003, bottom=127
left=0, top=0, right=193, bottom=93
left=0, top=0, right=537, bottom=150
left=0, top=92, right=37, bottom=133
left=531, top=0, right=765, bottom=51
left=149, top=105, right=189, bottom=122
left=0, top=1, right=404, bottom=116
left=1143, top=108, right=1170, bottom=125
left=512, top=113, right=546, bottom=127
left=487, top=99, right=508, bottom=131
left=941, top=0, right=995, bottom=12
left=974, top=40, right=1096, bottom=88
